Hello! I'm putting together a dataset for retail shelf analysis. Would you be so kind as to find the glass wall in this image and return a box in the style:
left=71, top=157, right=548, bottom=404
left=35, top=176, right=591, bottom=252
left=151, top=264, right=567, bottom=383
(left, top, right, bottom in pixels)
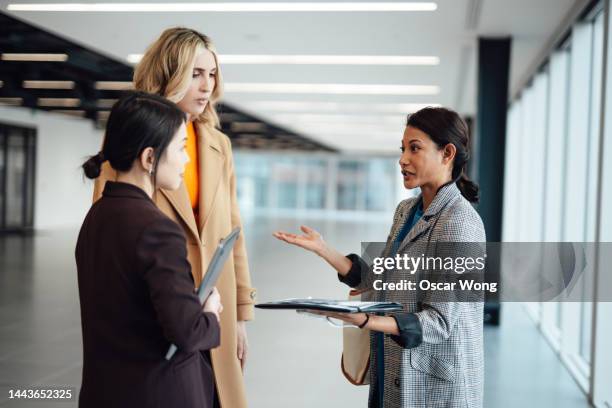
left=234, top=151, right=400, bottom=216
left=503, top=4, right=610, bottom=404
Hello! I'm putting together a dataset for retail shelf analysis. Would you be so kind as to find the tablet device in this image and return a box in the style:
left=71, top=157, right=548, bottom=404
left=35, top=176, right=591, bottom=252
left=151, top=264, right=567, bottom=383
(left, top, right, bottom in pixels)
left=196, top=227, right=241, bottom=303
left=165, top=227, right=241, bottom=360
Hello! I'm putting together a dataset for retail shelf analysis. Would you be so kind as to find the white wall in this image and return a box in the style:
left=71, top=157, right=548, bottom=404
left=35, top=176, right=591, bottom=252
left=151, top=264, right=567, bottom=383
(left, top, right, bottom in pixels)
left=0, top=106, right=102, bottom=230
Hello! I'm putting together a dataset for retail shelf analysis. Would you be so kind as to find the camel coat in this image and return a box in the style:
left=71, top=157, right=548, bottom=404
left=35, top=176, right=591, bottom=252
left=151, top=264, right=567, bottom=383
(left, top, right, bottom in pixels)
left=93, top=122, right=256, bottom=408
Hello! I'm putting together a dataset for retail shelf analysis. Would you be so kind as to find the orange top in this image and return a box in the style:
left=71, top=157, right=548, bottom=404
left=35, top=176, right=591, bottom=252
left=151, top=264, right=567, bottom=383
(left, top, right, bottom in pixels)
left=184, top=122, right=200, bottom=214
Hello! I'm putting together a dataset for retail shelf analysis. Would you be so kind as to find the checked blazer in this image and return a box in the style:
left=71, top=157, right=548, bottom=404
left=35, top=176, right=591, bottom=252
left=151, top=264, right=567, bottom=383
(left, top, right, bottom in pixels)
left=347, top=182, right=486, bottom=408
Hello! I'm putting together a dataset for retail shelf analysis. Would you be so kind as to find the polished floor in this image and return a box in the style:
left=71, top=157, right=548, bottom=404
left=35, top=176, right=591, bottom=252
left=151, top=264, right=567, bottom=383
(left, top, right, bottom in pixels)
left=0, top=215, right=592, bottom=407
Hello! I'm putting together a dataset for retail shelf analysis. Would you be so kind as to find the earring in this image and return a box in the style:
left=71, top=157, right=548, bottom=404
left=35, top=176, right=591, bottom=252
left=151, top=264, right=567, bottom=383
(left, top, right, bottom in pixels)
left=148, top=168, right=153, bottom=175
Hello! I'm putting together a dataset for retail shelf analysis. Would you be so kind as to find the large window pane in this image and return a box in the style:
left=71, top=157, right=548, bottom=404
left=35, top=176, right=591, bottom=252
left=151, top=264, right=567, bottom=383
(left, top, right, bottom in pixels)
left=561, top=21, right=593, bottom=387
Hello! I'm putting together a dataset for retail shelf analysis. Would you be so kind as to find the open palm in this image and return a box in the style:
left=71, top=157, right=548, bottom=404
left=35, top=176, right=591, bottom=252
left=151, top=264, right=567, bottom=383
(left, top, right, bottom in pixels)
left=272, top=225, right=325, bottom=255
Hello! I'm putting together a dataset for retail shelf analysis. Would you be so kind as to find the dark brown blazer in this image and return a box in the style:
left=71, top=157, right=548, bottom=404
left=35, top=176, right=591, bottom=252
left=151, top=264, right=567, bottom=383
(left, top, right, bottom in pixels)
left=75, top=181, right=220, bottom=408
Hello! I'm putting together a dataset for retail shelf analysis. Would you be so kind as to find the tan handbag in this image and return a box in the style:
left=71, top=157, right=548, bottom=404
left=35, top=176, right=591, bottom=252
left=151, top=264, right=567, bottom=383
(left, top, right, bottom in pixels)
left=341, top=289, right=371, bottom=385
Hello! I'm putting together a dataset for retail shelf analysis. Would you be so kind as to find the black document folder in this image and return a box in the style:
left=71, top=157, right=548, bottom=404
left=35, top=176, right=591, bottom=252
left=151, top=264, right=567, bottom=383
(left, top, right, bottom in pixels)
left=255, top=298, right=403, bottom=313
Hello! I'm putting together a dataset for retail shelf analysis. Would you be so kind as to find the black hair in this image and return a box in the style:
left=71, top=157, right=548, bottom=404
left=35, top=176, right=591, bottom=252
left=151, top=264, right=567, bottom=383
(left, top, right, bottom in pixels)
left=406, top=107, right=479, bottom=203
left=82, top=91, right=186, bottom=184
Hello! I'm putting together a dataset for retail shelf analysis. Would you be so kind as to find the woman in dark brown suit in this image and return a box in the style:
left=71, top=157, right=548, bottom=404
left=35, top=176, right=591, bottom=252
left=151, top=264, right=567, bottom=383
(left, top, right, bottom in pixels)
left=75, top=91, right=223, bottom=408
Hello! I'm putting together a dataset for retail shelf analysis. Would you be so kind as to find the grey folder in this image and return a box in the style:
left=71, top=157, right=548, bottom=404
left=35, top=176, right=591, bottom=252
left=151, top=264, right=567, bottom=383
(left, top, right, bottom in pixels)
left=165, top=227, right=241, bottom=360
left=256, top=298, right=403, bottom=313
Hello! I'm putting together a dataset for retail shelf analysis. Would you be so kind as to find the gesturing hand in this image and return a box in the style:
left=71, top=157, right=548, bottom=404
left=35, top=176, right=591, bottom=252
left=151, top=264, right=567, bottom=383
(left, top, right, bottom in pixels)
left=272, top=225, right=326, bottom=256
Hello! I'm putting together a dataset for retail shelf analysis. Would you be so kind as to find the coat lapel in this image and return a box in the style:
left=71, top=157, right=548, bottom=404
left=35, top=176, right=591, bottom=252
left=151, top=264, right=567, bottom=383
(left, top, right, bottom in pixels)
left=197, top=122, right=225, bottom=236
left=159, top=184, right=200, bottom=241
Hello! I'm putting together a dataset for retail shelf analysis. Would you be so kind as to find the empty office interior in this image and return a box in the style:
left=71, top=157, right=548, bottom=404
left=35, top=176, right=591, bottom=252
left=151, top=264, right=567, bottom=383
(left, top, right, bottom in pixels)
left=0, top=0, right=611, bottom=407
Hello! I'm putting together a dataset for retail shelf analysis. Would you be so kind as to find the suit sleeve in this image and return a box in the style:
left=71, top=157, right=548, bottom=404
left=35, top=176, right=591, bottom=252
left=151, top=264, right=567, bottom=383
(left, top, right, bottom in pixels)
left=92, top=161, right=118, bottom=203
left=225, top=138, right=257, bottom=321
left=338, top=253, right=367, bottom=288
left=136, top=217, right=220, bottom=353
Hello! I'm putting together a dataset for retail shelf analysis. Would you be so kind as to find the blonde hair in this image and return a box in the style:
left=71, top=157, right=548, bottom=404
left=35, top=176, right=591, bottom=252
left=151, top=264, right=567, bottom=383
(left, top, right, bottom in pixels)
left=133, top=27, right=223, bottom=128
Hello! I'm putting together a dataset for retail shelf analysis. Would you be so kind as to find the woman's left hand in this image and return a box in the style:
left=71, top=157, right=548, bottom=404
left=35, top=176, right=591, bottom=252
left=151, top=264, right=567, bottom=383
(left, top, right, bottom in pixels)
left=315, top=311, right=369, bottom=327
left=236, top=321, right=248, bottom=372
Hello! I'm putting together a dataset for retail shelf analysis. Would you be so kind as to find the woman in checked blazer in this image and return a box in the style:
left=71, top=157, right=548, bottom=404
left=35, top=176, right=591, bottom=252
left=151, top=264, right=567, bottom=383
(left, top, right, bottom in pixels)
left=274, top=107, right=486, bottom=408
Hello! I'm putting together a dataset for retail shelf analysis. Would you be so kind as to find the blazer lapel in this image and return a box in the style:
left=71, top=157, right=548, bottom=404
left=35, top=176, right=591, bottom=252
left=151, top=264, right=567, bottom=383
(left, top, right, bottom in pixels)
left=382, top=200, right=416, bottom=257
left=197, top=123, right=225, bottom=236
left=403, top=215, right=435, bottom=244
left=159, top=185, right=200, bottom=241
left=395, top=183, right=462, bottom=253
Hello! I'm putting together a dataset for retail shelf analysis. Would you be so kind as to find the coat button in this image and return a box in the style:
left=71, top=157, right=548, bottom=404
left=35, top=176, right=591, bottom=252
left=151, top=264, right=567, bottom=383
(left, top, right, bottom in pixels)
left=394, top=378, right=400, bottom=387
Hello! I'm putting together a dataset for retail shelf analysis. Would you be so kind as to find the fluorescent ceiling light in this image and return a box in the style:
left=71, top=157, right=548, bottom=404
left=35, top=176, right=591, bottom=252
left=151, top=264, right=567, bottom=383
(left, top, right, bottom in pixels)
left=37, top=98, right=80, bottom=107
left=8, top=2, right=437, bottom=12
left=309, top=128, right=401, bottom=138
left=293, top=123, right=402, bottom=134
left=23, top=80, right=74, bottom=89
left=0, top=97, right=23, bottom=106
left=95, top=81, right=133, bottom=90
left=241, top=101, right=440, bottom=113
left=1, top=53, right=68, bottom=62
left=225, top=83, right=439, bottom=95
left=231, top=122, right=268, bottom=132
left=127, top=54, right=143, bottom=64
left=127, top=54, right=439, bottom=66
left=272, top=113, right=407, bottom=124
left=219, top=55, right=439, bottom=65
left=96, top=98, right=118, bottom=108
left=319, top=132, right=401, bottom=140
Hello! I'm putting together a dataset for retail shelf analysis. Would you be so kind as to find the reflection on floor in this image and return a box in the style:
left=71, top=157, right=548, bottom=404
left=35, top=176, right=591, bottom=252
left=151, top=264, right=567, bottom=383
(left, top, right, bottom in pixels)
left=0, top=216, right=591, bottom=407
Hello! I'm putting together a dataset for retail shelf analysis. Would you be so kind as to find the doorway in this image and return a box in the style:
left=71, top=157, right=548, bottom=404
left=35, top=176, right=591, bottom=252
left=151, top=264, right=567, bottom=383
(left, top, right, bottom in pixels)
left=0, top=123, right=36, bottom=233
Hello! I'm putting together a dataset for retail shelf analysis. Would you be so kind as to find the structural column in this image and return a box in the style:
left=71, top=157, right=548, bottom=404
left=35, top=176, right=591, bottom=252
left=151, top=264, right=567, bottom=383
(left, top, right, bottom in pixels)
left=476, top=37, right=511, bottom=325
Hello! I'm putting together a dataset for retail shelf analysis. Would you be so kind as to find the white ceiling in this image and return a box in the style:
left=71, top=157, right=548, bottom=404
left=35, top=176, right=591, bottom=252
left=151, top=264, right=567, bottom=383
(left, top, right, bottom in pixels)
left=2, top=0, right=577, bottom=152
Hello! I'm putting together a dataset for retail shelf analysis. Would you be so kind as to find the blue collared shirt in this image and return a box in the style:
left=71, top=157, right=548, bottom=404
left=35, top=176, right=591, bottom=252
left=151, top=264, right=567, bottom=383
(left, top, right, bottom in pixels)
left=374, top=199, right=423, bottom=407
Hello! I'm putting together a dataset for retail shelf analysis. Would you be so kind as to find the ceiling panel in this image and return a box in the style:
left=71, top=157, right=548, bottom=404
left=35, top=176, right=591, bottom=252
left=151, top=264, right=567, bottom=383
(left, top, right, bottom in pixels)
left=1, top=0, right=579, bottom=153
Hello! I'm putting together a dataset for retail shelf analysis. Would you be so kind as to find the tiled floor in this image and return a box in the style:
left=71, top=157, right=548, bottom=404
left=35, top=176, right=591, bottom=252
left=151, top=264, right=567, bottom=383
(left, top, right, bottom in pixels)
left=0, top=215, right=592, bottom=407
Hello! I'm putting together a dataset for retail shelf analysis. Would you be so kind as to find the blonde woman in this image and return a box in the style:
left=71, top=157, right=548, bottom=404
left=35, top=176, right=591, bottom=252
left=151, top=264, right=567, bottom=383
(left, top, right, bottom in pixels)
left=93, top=28, right=255, bottom=408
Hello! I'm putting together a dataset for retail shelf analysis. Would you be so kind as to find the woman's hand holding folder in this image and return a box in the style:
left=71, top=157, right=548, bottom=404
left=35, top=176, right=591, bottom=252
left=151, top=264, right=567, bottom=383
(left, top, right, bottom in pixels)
left=272, top=226, right=403, bottom=336
left=311, top=310, right=369, bottom=327
left=203, top=287, right=223, bottom=322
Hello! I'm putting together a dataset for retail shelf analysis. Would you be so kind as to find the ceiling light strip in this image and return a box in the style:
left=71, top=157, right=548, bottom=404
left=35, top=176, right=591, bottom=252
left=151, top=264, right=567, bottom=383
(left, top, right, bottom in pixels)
left=23, top=80, right=75, bottom=89
left=225, top=83, right=440, bottom=95
left=8, top=2, right=438, bottom=12
left=37, top=98, right=80, bottom=107
left=0, top=97, right=23, bottom=105
left=94, top=81, right=133, bottom=90
left=239, top=101, right=441, bottom=112
left=219, top=55, right=439, bottom=65
left=1, top=53, right=68, bottom=62
left=271, top=113, right=407, bottom=124
left=127, top=54, right=439, bottom=65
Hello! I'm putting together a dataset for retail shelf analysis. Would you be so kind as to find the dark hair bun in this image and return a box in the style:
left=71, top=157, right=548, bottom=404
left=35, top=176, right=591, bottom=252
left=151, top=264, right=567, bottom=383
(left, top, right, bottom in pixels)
left=457, top=173, right=479, bottom=203
left=82, top=153, right=104, bottom=179
left=81, top=91, right=185, bottom=182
